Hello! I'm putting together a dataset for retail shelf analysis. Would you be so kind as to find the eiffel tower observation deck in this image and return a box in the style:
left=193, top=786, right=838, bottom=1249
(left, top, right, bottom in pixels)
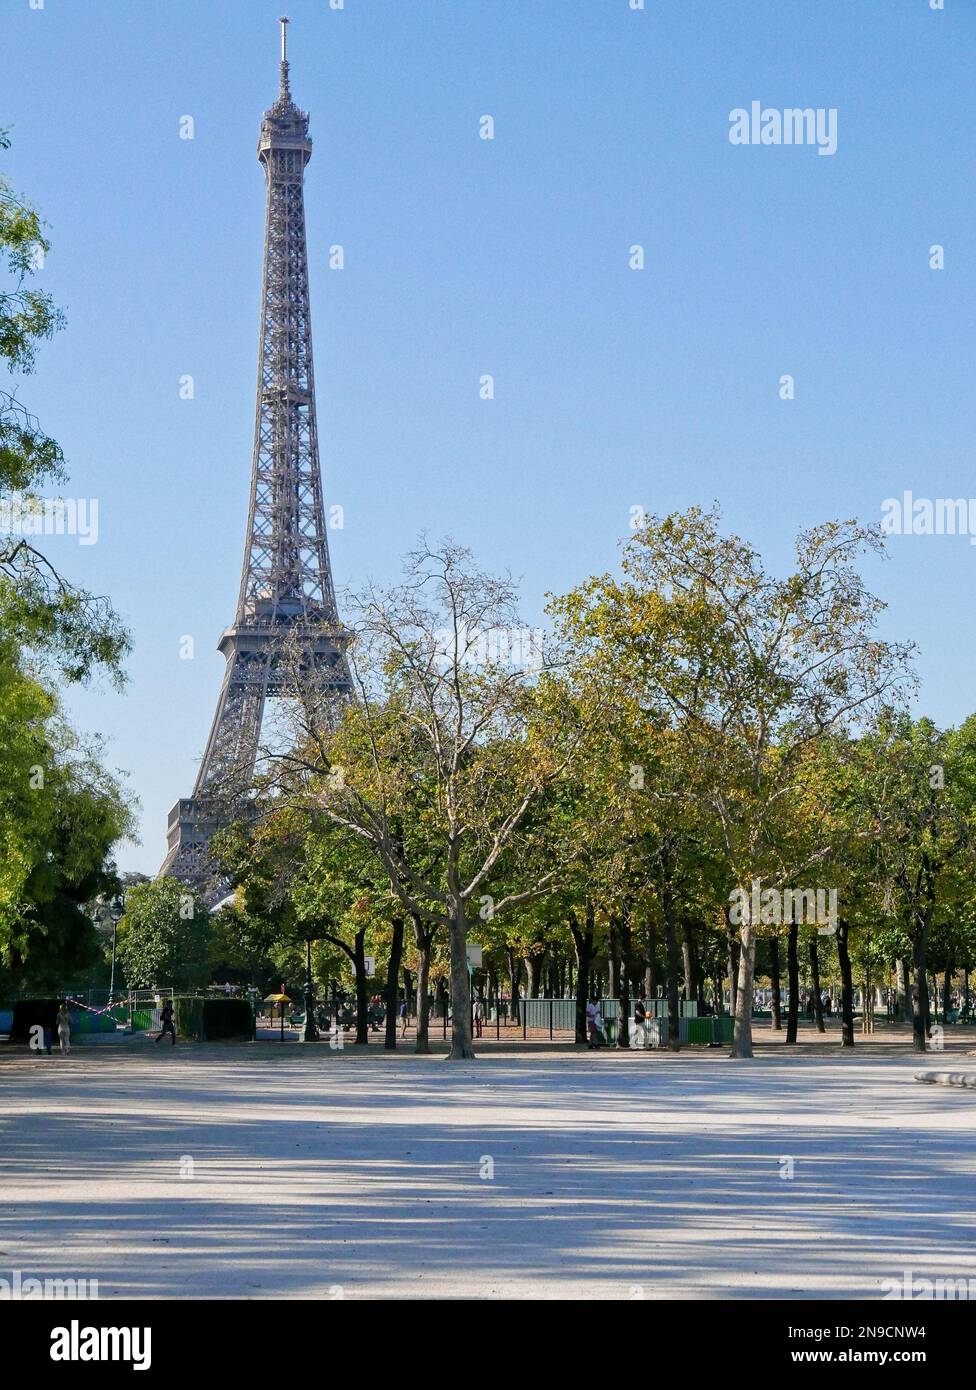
left=161, top=18, right=352, bottom=895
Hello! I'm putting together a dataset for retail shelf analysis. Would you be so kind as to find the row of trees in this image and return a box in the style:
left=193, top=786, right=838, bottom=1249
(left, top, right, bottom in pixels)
left=4, top=141, right=973, bottom=1059
left=164, top=516, right=973, bottom=1059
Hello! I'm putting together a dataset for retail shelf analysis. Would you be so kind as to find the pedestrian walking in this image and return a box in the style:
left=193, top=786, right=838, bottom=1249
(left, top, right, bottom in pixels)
left=633, top=995, right=647, bottom=1048
left=586, top=997, right=603, bottom=1049
left=398, top=999, right=408, bottom=1038
left=473, top=996, right=484, bottom=1038
left=56, top=1001, right=72, bottom=1055
left=156, top=999, right=177, bottom=1046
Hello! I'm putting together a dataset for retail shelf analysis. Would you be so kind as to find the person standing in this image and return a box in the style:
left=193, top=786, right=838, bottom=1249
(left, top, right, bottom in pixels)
left=473, top=996, right=484, bottom=1038
left=56, top=1001, right=72, bottom=1055
left=156, top=999, right=176, bottom=1046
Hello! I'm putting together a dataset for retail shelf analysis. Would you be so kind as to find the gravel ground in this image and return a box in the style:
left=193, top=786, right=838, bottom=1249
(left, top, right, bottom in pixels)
left=1, top=1044, right=973, bottom=1299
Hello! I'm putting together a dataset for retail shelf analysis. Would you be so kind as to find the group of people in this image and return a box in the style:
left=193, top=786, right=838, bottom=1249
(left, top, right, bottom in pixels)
left=585, top=996, right=667, bottom=1048
left=392, top=997, right=487, bottom=1037
left=587, top=997, right=646, bottom=1047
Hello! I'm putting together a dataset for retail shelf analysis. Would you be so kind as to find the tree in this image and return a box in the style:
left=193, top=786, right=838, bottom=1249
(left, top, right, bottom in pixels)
left=214, top=803, right=407, bottom=1047
left=115, top=878, right=209, bottom=991
left=0, top=634, right=133, bottom=981
left=0, top=140, right=133, bottom=990
left=552, top=507, right=911, bottom=1057
left=843, top=713, right=976, bottom=1052
left=1, top=132, right=128, bottom=685
left=266, top=541, right=593, bottom=1059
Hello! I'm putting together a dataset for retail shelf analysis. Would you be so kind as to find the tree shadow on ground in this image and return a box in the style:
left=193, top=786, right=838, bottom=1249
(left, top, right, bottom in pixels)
left=1, top=1052, right=973, bottom=1299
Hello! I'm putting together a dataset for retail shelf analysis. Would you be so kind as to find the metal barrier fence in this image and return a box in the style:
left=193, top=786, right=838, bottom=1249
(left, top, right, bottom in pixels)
left=130, top=1007, right=162, bottom=1033
left=515, top=998, right=699, bottom=1026
left=495, top=996, right=708, bottom=1040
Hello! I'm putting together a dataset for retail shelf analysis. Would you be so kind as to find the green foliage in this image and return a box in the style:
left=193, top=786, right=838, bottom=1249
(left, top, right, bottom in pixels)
left=115, top=879, right=209, bottom=990
left=0, top=631, right=132, bottom=988
left=0, top=129, right=63, bottom=373
left=0, top=132, right=129, bottom=685
left=173, top=996, right=204, bottom=1041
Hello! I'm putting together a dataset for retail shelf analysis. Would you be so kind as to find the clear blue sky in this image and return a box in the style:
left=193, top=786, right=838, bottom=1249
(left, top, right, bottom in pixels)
left=4, top=0, right=974, bottom=874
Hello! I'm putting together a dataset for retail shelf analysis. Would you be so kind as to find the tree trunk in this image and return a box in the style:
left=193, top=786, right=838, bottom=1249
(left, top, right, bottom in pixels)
left=769, top=935, right=782, bottom=1031
left=384, top=916, right=404, bottom=1051
left=785, top=920, right=799, bottom=1044
left=617, top=909, right=632, bottom=1049
left=644, top=920, right=657, bottom=998
left=413, top=913, right=433, bottom=1055
left=662, top=865, right=681, bottom=1052
left=730, top=918, right=756, bottom=1057
left=911, top=910, right=931, bottom=1053
left=726, top=911, right=739, bottom=1017
left=353, top=927, right=369, bottom=1045
left=681, top=917, right=698, bottom=1004
left=526, top=954, right=544, bottom=999
left=608, top=921, right=619, bottom=1004
left=507, top=948, right=521, bottom=1025
left=447, top=901, right=474, bottom=1060
left=809, top=937, right=826, bottom=1033
left=570, top=906, right=595, bottom=1045
left=895, top=957, right=908, bottom=1022
left=837, top=918, right=855, bottom=1048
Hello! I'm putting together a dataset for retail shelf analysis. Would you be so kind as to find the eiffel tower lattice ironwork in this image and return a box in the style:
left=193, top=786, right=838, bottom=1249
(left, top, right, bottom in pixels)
left=161, top=18, right=352, bottom=894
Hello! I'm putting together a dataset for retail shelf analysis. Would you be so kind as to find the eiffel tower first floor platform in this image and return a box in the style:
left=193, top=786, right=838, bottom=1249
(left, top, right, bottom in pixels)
left=159, top=798, right=230, bottom=906
left=158, top=622, right=352, bottom=904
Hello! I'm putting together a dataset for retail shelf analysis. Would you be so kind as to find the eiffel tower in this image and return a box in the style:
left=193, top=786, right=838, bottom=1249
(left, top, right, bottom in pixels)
left=161, top=18, right=352, bottom=894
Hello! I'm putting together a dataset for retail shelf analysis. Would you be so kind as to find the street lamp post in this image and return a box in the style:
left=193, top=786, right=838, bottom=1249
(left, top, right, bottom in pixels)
left=303, top=938, right=318, bottom=1043
left=109, top=892, right=123, bottom=999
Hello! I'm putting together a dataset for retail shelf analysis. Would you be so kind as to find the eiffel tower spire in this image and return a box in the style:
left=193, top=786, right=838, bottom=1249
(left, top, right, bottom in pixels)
left=161, top=20, right=351, bottom=894
left=279, top=16, right=291, bottom=98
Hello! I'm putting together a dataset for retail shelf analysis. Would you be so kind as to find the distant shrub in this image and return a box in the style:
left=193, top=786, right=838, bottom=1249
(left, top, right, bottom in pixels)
left=173, top=997, right=204, bottom=1041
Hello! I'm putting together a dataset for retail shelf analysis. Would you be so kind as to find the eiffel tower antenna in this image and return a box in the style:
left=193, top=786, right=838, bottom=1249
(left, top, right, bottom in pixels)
left=161, top=19, right=352, bottom=896
left=279, top=16, right=290, bottom=96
